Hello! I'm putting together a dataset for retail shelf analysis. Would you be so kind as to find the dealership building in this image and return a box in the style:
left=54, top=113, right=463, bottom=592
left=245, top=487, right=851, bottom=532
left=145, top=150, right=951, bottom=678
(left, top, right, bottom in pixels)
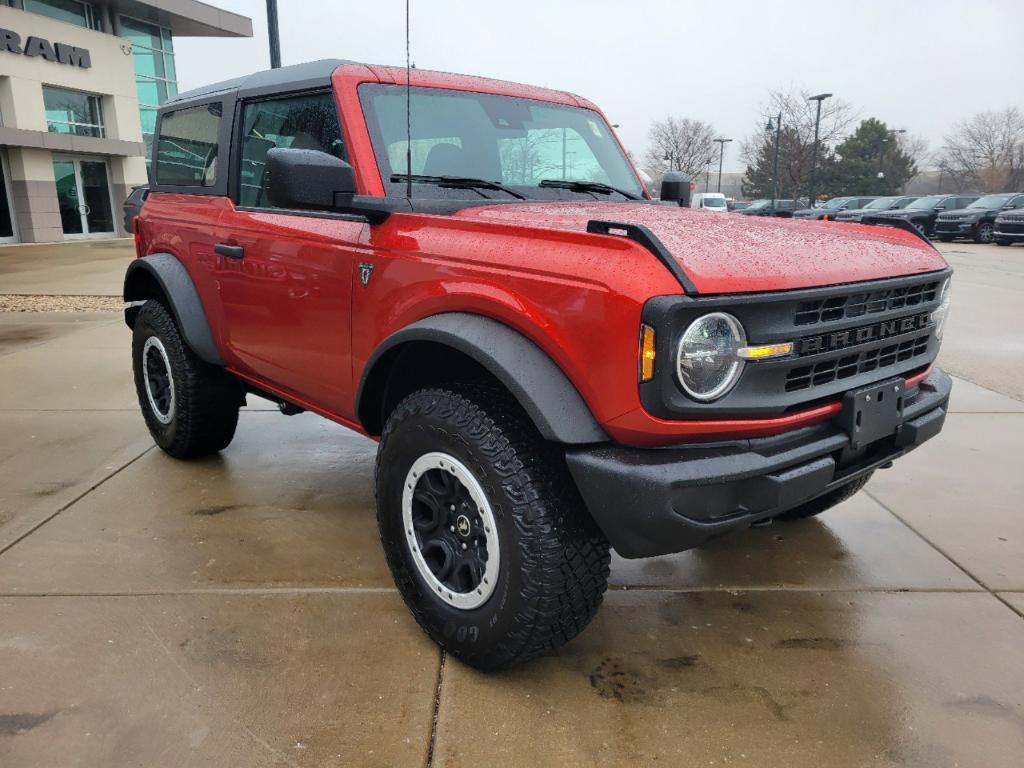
left=0, top=0, right=251, bottom=243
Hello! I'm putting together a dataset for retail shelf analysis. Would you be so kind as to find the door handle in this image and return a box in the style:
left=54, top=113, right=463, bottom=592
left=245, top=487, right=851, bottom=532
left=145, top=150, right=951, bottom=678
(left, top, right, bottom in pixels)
left=215, top=243, right=244, bottom=260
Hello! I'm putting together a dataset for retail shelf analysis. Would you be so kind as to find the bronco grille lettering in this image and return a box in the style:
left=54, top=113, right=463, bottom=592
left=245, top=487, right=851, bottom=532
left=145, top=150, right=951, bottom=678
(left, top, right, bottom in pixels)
left=797, top=312, right=932, bottom=355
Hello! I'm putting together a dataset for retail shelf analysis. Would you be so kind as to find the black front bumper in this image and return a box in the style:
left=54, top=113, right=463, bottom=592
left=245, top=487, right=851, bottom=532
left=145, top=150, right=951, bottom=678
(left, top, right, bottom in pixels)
left=566, top=368, right=951, bottom=559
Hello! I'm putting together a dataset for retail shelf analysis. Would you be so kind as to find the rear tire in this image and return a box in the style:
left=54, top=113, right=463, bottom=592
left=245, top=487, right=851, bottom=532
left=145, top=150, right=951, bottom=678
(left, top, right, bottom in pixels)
left=131, top=300, right=241, bottom=459
left=375, top=385, right=610, bottom=670
left=774, top=471, right=874, bottom=521
left=995, top=238, right=1012, bottom=247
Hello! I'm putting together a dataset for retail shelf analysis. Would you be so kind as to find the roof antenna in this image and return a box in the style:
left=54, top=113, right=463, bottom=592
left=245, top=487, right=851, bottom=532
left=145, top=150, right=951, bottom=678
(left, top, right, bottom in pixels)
left=405, top=0, right=412, bottom=200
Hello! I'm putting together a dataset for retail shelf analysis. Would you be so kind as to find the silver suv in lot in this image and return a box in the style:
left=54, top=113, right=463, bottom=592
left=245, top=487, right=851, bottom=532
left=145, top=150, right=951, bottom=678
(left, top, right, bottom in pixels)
left=833, top=195, right=918, bottom=223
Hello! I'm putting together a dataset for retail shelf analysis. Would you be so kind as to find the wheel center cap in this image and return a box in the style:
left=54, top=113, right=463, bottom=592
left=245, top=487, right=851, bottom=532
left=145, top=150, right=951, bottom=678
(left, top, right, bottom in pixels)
left=455, top=514, right=471, bottom=537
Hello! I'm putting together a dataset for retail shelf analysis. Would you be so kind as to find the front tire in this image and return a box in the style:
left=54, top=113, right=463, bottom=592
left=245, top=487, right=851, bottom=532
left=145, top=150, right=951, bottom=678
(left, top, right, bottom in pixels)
left=974, top=223, right=995, bottom=244
left=774, top=471, right=874, bottom=521
left=995, top=238, right=1012, bottom=246
left=132, top=300, right=241, bottom=459
left=375, top=386, right=610, bottom=670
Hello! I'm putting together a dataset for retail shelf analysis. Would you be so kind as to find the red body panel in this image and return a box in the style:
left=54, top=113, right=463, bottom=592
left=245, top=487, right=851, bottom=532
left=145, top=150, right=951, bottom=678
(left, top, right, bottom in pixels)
left=137, top=64, right=949, bottom=448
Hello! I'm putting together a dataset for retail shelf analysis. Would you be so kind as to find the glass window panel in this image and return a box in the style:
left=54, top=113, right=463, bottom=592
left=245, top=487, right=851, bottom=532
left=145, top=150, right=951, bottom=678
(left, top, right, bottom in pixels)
left=132, top=48, right=165, bottom=79
left=135, top=78, right=160, bottom=107
left=24, top=0, right=89, bottom=29
left=120, top=16, right=163, bottom=50
left=43, top=87, right=103, bottom=138
left=165, top=80, right=178, bottom=99
left=156, top=103, right=222, bottom=186
left=161, top=28, right=174, bottom=53
left=238, top=93, right=344, bottom=207
left=139, top=107, right=157, bottom=135
left=163, top=53, right=177, bottom=83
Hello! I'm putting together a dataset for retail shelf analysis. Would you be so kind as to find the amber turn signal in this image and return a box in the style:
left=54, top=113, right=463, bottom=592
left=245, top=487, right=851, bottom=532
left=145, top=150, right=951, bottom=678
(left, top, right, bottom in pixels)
left=639, top=325, right=656, bottom=381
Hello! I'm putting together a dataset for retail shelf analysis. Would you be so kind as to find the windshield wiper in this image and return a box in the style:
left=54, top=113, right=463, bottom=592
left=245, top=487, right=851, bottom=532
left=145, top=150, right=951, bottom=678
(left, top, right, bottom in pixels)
left=538, top=179, right=640, bottom=200
left=391, top=174, right=526, bottom=200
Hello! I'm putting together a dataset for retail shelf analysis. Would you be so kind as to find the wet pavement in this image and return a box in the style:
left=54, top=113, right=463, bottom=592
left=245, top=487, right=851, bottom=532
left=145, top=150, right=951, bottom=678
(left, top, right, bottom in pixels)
left=1, top=242, right=1022, bottom=766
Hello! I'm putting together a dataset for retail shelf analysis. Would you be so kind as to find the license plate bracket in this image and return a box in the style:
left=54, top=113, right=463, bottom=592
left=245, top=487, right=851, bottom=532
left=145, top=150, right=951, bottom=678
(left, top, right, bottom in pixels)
left=839, top=377, right=905, bottom=450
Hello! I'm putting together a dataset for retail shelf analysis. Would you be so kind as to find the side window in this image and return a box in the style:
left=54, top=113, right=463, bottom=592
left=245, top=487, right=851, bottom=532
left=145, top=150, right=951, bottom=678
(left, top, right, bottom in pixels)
left=1009, top=195, right=1024, bottom=209
left=238, top=92, right=344, bottom=208
left=155, top=103, right=222, bottom=187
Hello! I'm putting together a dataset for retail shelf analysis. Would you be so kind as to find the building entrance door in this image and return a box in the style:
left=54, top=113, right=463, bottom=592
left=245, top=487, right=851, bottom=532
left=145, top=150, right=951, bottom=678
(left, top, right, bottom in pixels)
left=53, top=157, right=115, bottom=239
left=0, top=151, right=15, bottom=244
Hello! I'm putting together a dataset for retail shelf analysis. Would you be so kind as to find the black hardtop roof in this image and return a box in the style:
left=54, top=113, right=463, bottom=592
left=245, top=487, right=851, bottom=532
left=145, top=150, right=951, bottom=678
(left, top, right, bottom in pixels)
left=169, top=59, right=354, bottom=104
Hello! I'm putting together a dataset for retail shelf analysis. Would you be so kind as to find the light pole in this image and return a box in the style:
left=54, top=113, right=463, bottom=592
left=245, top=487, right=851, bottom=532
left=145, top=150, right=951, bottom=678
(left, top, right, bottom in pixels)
left=878, top=128, right=906, bottom=191
left=766, top=112, right=782, bottom=211
left=266, top=0, right=281, bottom=68
left=713, top=138, right=732, bottom=193
left=807, top=93, right=832, bottom=208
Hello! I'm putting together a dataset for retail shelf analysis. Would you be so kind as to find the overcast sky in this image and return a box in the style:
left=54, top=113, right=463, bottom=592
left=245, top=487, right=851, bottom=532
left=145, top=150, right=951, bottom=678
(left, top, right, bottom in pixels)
left=175, top=0, right=1024, bottom=172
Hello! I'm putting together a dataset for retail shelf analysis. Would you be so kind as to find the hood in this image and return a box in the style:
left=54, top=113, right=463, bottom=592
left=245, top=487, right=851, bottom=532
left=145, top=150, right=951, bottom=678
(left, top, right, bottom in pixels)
left=453, top=201, right=947, bottom=294
left=939, top=207, right=985, bottom=217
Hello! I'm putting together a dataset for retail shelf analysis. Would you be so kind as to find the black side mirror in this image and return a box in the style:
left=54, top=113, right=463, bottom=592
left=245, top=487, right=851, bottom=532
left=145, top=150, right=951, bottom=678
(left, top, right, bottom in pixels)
left=660, top=171, right=691, bottom=207
left=265, top=148, right=356, bottom=210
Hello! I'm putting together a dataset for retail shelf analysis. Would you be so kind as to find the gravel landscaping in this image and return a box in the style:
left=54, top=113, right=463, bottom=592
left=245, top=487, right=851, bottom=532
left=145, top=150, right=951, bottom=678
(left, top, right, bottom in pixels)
left=0, top=294, right=124, bottom=313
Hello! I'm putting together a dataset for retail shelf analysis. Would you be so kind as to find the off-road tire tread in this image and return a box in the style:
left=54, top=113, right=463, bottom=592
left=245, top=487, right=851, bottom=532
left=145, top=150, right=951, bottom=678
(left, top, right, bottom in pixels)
left=133, top=300, right=239, bottom=459
left=376, top=385, right=611, bottom=669
left=775, top=471, right=874, bottom=521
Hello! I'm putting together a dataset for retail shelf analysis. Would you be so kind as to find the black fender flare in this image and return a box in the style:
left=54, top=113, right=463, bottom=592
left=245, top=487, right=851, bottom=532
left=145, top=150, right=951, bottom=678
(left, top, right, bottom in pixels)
left=357, top=313, right=609, bottom=444
left=123, top=253, right=223, bottom=365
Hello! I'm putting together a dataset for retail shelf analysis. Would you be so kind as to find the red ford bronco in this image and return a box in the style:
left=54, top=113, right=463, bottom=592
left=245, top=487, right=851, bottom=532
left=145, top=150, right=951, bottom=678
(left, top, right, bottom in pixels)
left=125, top=60, right=952, bottom=669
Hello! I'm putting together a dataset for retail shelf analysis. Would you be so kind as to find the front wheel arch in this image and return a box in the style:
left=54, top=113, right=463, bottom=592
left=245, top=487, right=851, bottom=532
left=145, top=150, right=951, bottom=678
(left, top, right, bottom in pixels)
left=356, top=313, right=609, bottom=445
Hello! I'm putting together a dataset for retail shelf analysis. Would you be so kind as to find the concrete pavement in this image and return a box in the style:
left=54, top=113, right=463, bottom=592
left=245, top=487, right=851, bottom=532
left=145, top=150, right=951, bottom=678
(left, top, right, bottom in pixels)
left=1, top=241, right=1022, bottom=766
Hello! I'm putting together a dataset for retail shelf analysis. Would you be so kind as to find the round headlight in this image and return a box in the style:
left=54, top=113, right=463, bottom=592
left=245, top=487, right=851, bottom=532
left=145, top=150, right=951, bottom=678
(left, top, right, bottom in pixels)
left=931, top=278, right=951, bottom=339
left=676, top=312, right=747, bottom=401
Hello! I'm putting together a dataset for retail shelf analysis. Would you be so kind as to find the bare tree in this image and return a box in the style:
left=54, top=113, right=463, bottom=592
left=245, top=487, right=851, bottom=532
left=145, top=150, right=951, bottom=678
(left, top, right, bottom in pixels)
left=641, top=116, right=717, bottom=184
left=740, top=88, right=857, bottom=200
left=936, top=107, right=1024, bottom=192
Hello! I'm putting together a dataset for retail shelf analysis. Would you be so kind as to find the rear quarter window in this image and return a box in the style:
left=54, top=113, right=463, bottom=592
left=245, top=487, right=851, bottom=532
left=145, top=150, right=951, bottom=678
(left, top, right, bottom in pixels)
left=155, top=102, right=223, bottom=187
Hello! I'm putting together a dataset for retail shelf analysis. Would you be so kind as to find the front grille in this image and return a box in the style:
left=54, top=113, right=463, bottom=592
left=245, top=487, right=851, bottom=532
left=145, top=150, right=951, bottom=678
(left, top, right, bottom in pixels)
left=997, top=219, right=1024, bottom=234
left=640, top=270, right=948, bottom=420
left=785, top=332, right=931, bottom=392
left=794, top=280, right=939, bottom=326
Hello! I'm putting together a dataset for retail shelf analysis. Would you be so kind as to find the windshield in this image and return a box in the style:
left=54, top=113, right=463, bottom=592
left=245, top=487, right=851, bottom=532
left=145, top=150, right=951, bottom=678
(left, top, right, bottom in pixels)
left=968, top=194, right=1013, bottom=208
left=702, top=197, right=726, bottom=208
left=863, top=196, right=898, bottom=210
left=359, top=84, right=643, bottom=200
left=822, top=197, right=853, bottom=210
left=906, top=196, right=943, bottom=210
left=746, top=199, right=770, bottom=209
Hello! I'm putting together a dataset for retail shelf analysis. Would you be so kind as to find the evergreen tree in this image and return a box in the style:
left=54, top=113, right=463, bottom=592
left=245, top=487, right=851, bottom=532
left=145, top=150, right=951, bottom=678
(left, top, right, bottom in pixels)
left=833, top=119, right=917, bottom=195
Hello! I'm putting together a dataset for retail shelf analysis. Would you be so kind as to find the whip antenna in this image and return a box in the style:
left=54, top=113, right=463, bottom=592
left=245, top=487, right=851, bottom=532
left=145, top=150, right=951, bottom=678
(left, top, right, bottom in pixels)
left=405, top=0, right=412, bottom=200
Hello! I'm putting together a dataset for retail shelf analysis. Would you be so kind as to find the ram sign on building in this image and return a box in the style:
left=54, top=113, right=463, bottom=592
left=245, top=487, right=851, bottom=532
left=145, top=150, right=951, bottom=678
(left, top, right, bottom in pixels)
left=0, top=0, right=251, bottom=243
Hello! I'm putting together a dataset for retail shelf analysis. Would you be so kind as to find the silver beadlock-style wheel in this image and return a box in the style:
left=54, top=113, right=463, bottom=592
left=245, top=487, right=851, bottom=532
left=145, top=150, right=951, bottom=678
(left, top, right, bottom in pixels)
left=142, top=336, right=175, bottom=424
left=401, top=451, right=500, bottom=610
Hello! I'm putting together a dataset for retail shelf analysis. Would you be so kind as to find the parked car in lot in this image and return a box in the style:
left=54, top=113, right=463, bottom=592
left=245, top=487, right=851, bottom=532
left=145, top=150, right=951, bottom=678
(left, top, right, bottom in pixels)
left=727, top=199, right=750, bottom=211
left=124, top=59, right=953, bottom=669
left=934, top=193, right=1024, bottom=243
left=734, top=198, right=801, bottom=216
left=690, top=192, right=728, bottom=212
left=833, top=195, right=917, bottom=223
left=871, top=193, right=979, bottom=238
left=994, top=207, right=1024, bottom=246
left=122, top=185, right=148, bottom=233
left=794, top=196, right=877, bottom=220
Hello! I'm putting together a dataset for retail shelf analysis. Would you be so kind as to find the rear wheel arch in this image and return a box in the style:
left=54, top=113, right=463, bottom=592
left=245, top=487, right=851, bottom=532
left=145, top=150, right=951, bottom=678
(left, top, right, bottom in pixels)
left=356, top=313, right=609, bottom=445
left=124, top=254, right=222, bottom=366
